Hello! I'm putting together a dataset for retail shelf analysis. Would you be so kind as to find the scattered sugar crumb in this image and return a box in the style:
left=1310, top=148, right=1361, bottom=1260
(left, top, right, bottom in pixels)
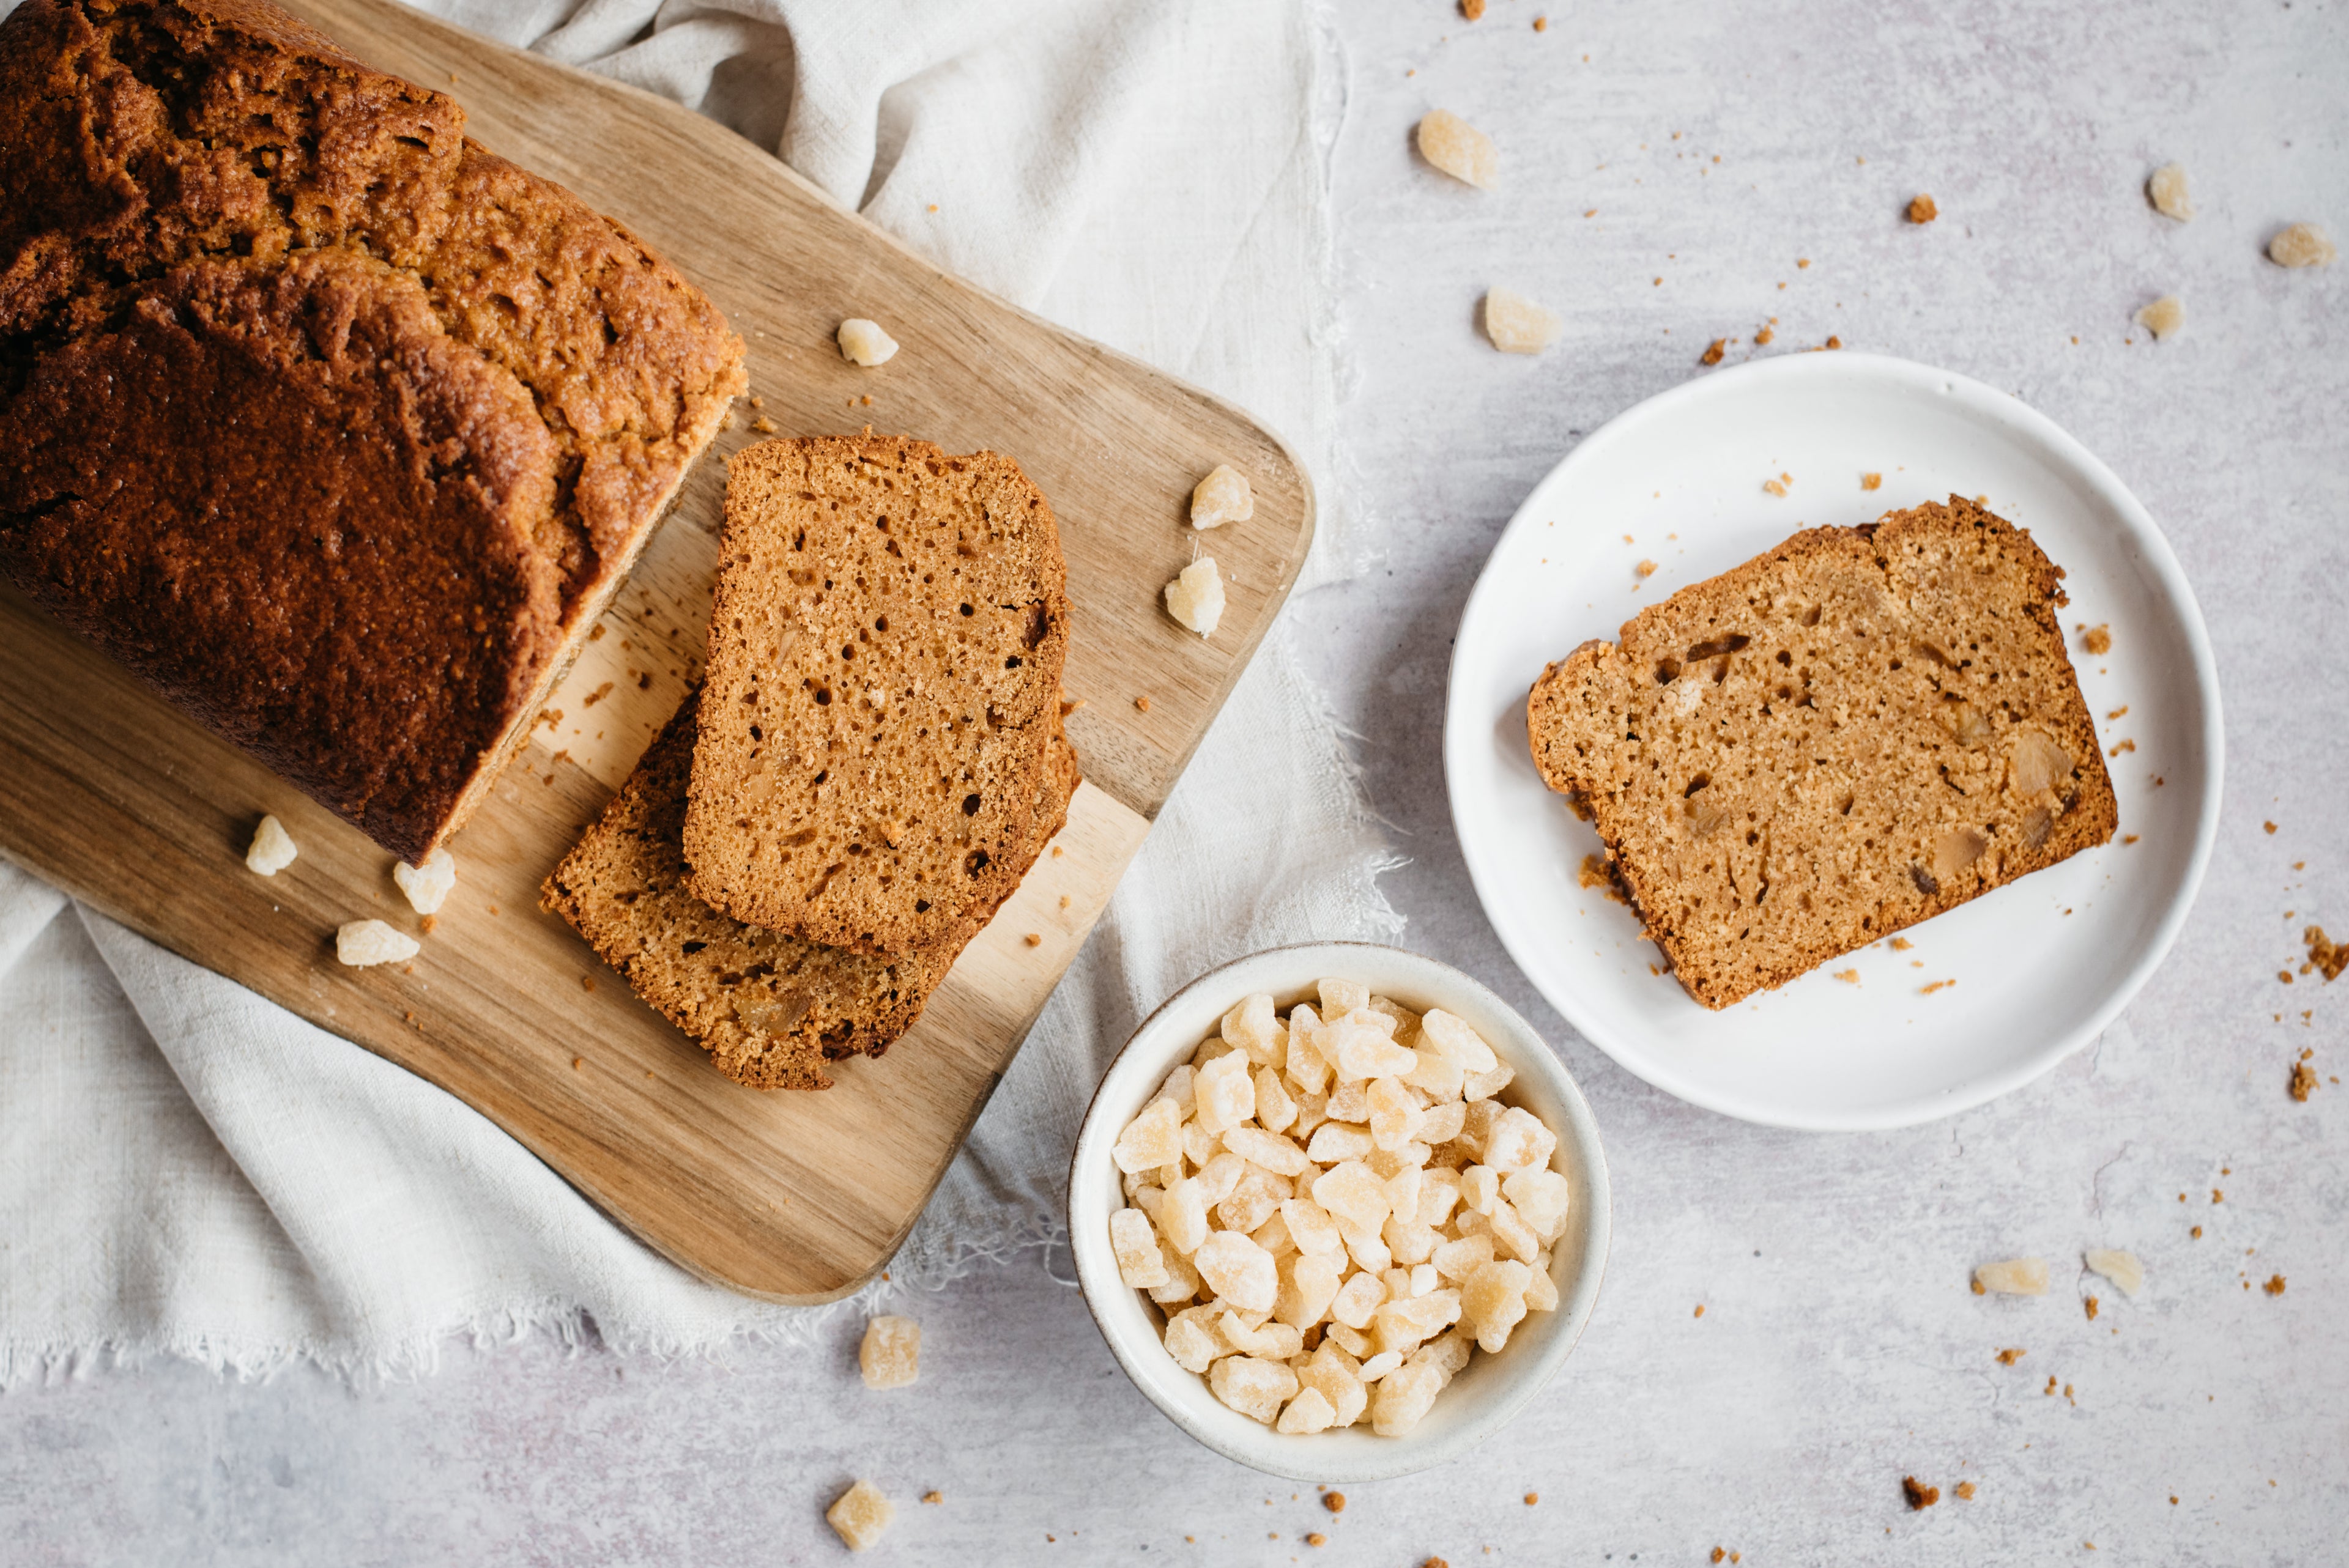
left=1907, top=194, right=1939, bottom=224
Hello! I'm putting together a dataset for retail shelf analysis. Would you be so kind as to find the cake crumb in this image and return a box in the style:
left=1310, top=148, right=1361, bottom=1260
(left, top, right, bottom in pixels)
left=1532, top=13, right=1548, bottom=29
left=2082, top=624, right=2112, bottom=655
left=1321, top=1492, right=1346, bottom=1514
left=2084, top=1295, right=2099, bottom=1321
left=1694, top=1303, right=1706, bottom=1317
left=749, top=415, right=777, bottom=434
left=1824, top=335, right=1843, bottom=350
left=1306, top=1533, right=1327, bottom=1547
left=1701, top=339, right=1726, bottom=366
left=579, top=975, right=595, bottom=993
left=922, top=1492, right=943, bottom=1506
left=1861, top=472, right=1882, bottom=490
left=2134, top=295, right=2185, bottom=341
left=1135, top=695, right=1152, bottom=712
left=1024, top=933, right=1043, bottom=947
left=1902, top=1476, right=1940, bottom=1509
left=1762, top=477, right=1788, bottom=497
left=1637, top=559, right=1659, bottom=577
left=1907, top=194, right=1939, bottom=224
left=2291, top=1059, right=2317, bottom=1101
left=1417, top=109, right=1499, bottom=190
left=1995, top=1347, right=2025, bottom=1364
left=1460, top=0, right=1483, bottom=16
left=2191, top=1225, right=2202, bottom=1238
left=2268, top=223, right=2337, bottom=268
left=1755, top=325, right=1775, bottom=345
left=2305, top=926, right=2345, bottom=981
left=1834, top=969, right=1860, bottom=984
left=1954, top=1482, right=1976, bottom=1501
left=2262, top=1273, right=2286, bottom=1296
left=1524, top=1492, right=1539, bottom=1506
left=2146, top=163, right=2193, bottom=221
left=1921, top=978, right=1954, bottom=994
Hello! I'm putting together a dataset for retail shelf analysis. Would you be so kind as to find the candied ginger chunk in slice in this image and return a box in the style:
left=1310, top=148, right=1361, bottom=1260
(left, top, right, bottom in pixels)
left=1114, top=1097, right=1185, bottom=1173
left=1416, top=108, right=1498, bottom=189
left=826, top=1480, right=896, bottom=1551
left=858, top=1314, right=922, bottom=1389
left=1974, top=1257, right=2049, bottom=1295
left=1190, top=465, right=1255, bottom=530
left=1165, top=558, right=1226, bottom=637
left=1110, top=1208, right=1170, bottom=1290
left=1209, top=1355, right=1300, bottom=1424
left=1275, top=1384, right=1337, bottom=1434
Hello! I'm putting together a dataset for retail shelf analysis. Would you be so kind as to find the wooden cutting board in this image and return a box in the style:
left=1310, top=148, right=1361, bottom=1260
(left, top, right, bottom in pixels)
left=0, top=0, right=1314, bottom=1302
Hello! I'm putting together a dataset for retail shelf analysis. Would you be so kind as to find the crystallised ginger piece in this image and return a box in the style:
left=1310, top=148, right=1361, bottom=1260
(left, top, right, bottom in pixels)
left=1482, top=287, right=1561, bottom=355
left=1209, top=1355, right=1299, bottom=1424
left=1367, top=1076, right=1428, bottom=1150
left=1480, top=1106, right=1557, bottom=1175
left=1463, top=1060, right=1515, bottom=1102
left=1164, top=558, right=1226, bottom=637
left=836, top=318, right=899, bottom=366
left=1110, top=1208, right=1170, bottom=1290
left=1114, top=1097, right=1184, bottom=1173
left=1275, top=1384, right=1337, bottom=1433
left=1192, top=1050, right=1256, bottom=1134
left=335, top=920, right=418, bottom=967
left=1318, top=977, right=1372, bottom=1016
left=2134, top=294, right=2184, bottom=340
left=1222, top=992, right=1280, bottom=1059
left=1974, top=1257, right=2049, bottom=1295
left=245, top=815, right=298, bottom=876
left=1370, top=1356, right=1445, bottom=1435
left=1313, top=1161, right=1393, bottom=1232
left=1419, top=1010, right=1498, bottom=1073
left=1190, top=465, right=1255, bottom=530
left=1164, top=1306, right=1230, bottom=1372
left=2146, top=163, right=2192, bottom=221
left=1503, top=1167, right=1571, bottom=1241
left=2084, top=1248, right=2145, bottom=1297
left=1276, top=1249, right=1345, bottom=1329
left=826, top=1480, right=896, bottom=1551
left=1159, top=1178, right=1211, bottom=1256
left=1195, top=1230, right=1280, bottom=1314
left=1219, top=1312, right=1304, bottom=1361
left=1462, top=1259, right=1534, bottom=1352
left=1299, top=1344, right=1370, bottom=1427
left=392, top=846, right=456, bottom=914
left=1335, top=1023, right=1419, bottom=1084
left=2268, top=223, right=2337, bottom=268
left=1151, top=1248, right=1203, bottom=1305
left=1223, top=1123, right=1312, bottom=1177
left=859, top=1314, right=922, bottom=1389
left=1329, top=1270, right=1387, bottom=1330
left=1253, top=1067, right=1298, bottom=1134
left=1282, top=1197, right=1345, bottom=1257
left=1416, top=109, right=1498, bottom=189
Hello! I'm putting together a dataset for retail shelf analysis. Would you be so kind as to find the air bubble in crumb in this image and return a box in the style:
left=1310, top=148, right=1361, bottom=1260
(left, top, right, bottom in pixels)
left=1482, top=287, right=1561, bottom=353
left=1417, top=109, right=1498, bottom=189
left=2147, top=163, right=2192, bottom=221
left=2268, top=223, right=2337, bottom=268
left=2134, top=295, right=2184, bottom=340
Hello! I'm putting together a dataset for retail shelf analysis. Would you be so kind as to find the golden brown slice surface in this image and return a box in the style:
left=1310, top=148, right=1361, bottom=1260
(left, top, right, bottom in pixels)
left=0, top=0, right=744, bottom=862
left=1527, top=498, right=2117, bottom=1008
left=685, top=435, right=1071, bottom=954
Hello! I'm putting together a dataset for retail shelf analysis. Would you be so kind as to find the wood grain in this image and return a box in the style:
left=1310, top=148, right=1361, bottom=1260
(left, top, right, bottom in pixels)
left=0, top=0, right=1313, bottom=1301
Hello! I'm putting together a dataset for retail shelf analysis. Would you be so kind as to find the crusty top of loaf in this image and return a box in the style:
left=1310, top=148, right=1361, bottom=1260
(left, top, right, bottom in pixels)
left=683, top=435, right=1072, bottom=955
left=1527, top=498, right=2117, bottom=1008
left=0, top=0, right=745, bottom=860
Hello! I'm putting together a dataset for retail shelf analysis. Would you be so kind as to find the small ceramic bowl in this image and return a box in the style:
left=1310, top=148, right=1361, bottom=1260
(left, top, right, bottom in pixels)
left=1068, top=941, right=1611, bottom=1482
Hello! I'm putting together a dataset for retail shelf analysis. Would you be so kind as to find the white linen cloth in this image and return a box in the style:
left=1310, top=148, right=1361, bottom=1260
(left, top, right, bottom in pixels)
left=0, top=0, right=1396, bottom=1378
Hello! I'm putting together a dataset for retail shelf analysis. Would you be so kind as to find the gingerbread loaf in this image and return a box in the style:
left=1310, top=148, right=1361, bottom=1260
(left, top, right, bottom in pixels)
left=1527, top=497, right=2117, bottom=1008
left=0, top=0, right=746, bottom=863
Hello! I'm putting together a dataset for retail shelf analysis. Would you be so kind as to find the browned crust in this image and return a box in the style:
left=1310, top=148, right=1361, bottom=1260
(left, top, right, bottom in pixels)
left=1527, top=497, right=2118, bottom=1008
left=683, top=434, right=1071, bottom=955
left=0, top=0, right=746, bottom=864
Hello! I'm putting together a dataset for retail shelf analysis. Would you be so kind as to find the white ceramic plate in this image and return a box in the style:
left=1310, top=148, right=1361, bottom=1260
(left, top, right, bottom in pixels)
left=1444, top=353, right=2222, bottom=1131
left=1069, top=942, right=1611, bottom=1482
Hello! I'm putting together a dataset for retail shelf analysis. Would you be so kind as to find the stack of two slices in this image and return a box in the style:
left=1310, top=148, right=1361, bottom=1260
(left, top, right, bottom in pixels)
left=543, top=436, right=1079, bottom=1090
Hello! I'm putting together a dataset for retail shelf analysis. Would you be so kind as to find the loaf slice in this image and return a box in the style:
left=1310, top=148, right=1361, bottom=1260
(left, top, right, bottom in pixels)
left=546, top=693, right=1080, bottom=1090
left=0, top=0, right=745, bottom=863
left=1527, top=497, right=2117, bottom=1009
left=683, top=435, right=1072, bottom=954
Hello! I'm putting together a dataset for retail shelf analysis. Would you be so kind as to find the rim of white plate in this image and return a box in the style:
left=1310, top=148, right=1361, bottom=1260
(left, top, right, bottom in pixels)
left=1442, top=352, right=2225, bottom=1131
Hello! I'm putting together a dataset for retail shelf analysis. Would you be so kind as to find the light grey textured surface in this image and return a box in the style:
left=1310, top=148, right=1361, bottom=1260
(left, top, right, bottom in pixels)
left=7, top=1, right=2346, bottom=1562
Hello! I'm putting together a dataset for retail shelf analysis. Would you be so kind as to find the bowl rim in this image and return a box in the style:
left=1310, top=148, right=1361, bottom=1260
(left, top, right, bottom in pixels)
left=1066, top=938, right=1612, bottom=1482
left=1442, top=350, right=2226, bottom=1130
